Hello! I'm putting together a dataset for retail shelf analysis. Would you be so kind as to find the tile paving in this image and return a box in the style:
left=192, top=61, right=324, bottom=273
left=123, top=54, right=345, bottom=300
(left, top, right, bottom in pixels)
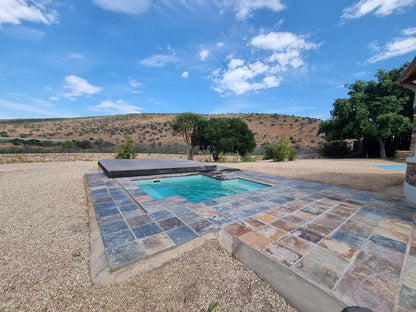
left=86, top=168, right=416, bottom=312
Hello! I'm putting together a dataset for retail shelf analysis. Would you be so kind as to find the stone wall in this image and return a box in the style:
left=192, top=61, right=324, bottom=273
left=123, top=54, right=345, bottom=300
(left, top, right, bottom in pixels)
left=395, top=150, right=412, bottom=162
left=0, top=152, right=322, bottom=164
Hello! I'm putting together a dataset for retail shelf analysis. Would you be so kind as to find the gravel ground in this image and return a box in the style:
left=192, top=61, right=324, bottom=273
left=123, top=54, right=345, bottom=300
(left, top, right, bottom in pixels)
left=0, top=161, right=296, bottom=312
left=226, top=158, right=406, bottom=197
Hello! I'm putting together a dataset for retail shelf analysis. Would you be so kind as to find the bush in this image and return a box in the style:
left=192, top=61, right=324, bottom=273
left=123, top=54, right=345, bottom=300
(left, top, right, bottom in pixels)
left=242, top=153, right=256, bottom=162
left=116, top=136, right=136, bottom=159
left=319, top=141, right=351, bottom=158
left=263, top=138, right=297, bottom=162
left=216, top=153, right=227, bottom=163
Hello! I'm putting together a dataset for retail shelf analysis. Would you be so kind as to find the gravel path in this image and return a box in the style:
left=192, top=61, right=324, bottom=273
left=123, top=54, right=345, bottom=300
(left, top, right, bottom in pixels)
left=0, top=161, right=295, bottom=312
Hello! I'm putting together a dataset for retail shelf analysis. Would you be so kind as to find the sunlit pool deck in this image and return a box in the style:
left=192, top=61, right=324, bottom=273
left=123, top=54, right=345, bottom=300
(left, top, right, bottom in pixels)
left=86, top=162, right=416, bottom=312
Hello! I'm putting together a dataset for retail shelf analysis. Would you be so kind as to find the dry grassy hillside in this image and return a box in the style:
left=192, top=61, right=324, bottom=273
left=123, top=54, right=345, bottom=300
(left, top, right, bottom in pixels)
left=0, top=113, right=323, bottom=151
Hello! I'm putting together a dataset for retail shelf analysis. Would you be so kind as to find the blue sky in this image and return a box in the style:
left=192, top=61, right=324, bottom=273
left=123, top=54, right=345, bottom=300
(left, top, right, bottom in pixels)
left=1, top=0, right=416, bottom=120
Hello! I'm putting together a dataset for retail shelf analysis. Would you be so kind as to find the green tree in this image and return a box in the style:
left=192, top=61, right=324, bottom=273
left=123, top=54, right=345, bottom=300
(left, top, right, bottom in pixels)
left=116, top=136, right=136, bottom=159
left=264, top=138, right=297, bottom=162
left=318, top=64, right=414, bottom=158
left=172, top=112, right=205, bottom=160
left=193, top=117, right=256, bottom=161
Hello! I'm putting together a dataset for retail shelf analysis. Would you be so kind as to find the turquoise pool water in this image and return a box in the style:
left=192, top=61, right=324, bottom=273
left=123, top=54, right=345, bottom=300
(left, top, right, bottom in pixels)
left=133, top=175, right=268, bottom=202
left=372, top=164, right=407, bottom=171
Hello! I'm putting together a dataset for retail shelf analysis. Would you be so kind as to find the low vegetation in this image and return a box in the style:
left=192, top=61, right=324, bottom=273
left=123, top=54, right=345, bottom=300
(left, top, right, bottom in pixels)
left=264, top=138, right=297, bottom=162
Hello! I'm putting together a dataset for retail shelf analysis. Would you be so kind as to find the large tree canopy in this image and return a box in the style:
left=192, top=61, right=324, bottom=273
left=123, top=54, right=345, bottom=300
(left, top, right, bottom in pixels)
left=172, top=112, right=205, bottom=160
left=318, top=64, right=414, bottom=157
left=193, top=117, right=256, bottom=161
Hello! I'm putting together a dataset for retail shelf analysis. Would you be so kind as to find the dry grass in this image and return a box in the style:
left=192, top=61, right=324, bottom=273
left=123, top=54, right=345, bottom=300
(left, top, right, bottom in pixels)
left=226, top=158, right=406, bottom=197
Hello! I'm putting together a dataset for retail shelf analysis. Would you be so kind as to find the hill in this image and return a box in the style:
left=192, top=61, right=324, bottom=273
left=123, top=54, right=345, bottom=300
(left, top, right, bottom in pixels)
left=0, top=113, right=323, bottom=153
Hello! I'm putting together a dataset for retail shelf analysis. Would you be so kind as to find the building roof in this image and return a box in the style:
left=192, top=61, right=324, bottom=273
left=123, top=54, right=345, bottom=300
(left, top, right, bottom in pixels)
left=397, top=55, right=416, bottom=91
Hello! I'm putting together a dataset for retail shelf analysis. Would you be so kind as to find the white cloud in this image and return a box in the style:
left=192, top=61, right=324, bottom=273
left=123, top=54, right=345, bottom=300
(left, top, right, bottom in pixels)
left=367, top=28, right=416, bottom=63
left=217, top=42, right=224, bottom=48
left=402, top=27, right=416, bottom=36
left=181, top=71, right=189, bottom=78
left=342, top=0, right=416, bottom=19
left=69, top=53, right=84, bottom=59
left=199, top=49, right=210, bottom=61
left=91, top=0, right=151, bottom=14
left=50, top=96, right=59, bottom=101
left=139, top=54, right=178, bottom=67
left=212, top=31, right=318, bottom=95
left=129, top=78, right=143, bottom=88
left=0, top=0, right=57, bottom=25
left=233, top=0, right=286, bottom=19
left=212, top=60, right=282, bottom=95
left=62, top=75, right=102, bottom=99
left=251, top=31, right=317, bottom=51
left=0, top=99, right=74, bottom=118
left=89, top=99, right=143, bottom=114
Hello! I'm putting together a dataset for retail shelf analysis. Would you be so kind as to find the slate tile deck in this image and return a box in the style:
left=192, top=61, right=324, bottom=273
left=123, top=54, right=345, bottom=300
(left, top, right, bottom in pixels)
left=86, top=169, right=416, bottom=312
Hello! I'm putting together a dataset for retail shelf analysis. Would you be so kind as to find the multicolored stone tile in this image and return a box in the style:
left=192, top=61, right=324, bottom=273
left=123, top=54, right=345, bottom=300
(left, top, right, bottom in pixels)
left=400, top=285, right=416, bottom=310
left=106, top=241, right=146, bottom=268
left=239, top=217, right=265, bottom=230
left=255, top=225, right=286, bottom=241
left=102, top=229, right=136, bottom=248
left=132, top=222, right=163, bottom=239
left=403, top=256, right=416, bottom=289
left=314, top=214, right=342, bottom=230
left=282, top=214, right=307, bottom=225
left=278, top=234, right=313, bottom=255
left=292, top=227, right=324, bottom=244
left=124, top=211, right=152, bottom=228
left=373, top=216, right=412, bottom=243
left=291, top=210, right=317, bottom=221
left=263, top=242, right=302, bottom=267
left=188, top=219, right=216, bottom=235
left=331, top=230, right=364, bottom=249
left=99, top=219, right=129, bottom=236
left=304, top=222, right=333, bottom=236
left=252, top=212, right=278, bottom=224
left=140, top=232, right=175, bottom=255
left=193, top=208, right=220, bottom=218
left=240, top=231, right=272, bottom=251
left=333, top=275, right=393, bottom=312
left=369, top=234, right=407, bottom=253
left=293, top=246, right=350, bottom=291
left=356, top=251, right=402, bottom=284
left=166, top=225, right=198, bottom=244
left=264, top=207, right=293, bottom=219
left=338, top=220, right=372, bottom=240
left=222, top=221, right=253, bottom=237
left=319, top=237, right=357, bottom=259
left=271, top=219, right=298, bottom=232
left=157, top=217, right=185, bottom=231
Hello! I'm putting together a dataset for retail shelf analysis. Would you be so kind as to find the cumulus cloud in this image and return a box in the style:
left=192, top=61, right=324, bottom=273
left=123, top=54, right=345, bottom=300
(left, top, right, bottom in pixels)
left=91, top=0, right=151, bottom=14
left=199, top=49, right=210, bottom=61
left=181, top=71, right=189, bottom=78
left=0, top=0, right=58, bottom=25
left=233, top=0, right=286, bottom=19
left=342, top=0, right=416, bottom=19
left=212, top=60, right=282, bottom=95
left=139, top=54, right=178, bottom=67
left=89, top=99, right=143, bottom=114
left=367, top=27, right=416, bottom=63
left=212, top=31, right=318, bottom=95
left=62, top=75, right=102, bottom=99
left=129, top=78, right=143, bottom=88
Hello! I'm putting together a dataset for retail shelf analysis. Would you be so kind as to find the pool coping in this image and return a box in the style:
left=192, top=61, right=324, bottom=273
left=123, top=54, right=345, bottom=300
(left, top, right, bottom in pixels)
left=86, top=167, right=416, bottom=312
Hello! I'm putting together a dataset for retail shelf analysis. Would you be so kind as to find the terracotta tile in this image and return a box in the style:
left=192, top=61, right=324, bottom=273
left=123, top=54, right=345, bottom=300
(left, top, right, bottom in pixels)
left=222, top=221, right=252, bottom=237
left=271, top=219, right=298, bottom=232
left=240, top=231, right=272, bottom=251
left=255, top=225, right=286, bottom=241
left=252, top=212, right=278, bottom=224
left=278, top=234, right=313, bottom=255
left=319, top=237, right=357, bottom=259
left=263, top=242, right=302, bottom=267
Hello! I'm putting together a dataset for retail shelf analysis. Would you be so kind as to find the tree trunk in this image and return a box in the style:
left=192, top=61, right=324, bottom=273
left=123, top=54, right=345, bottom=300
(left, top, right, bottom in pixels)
left=186, top=143, right=193, bottom=160
left=377, top=137, right=386, bottom=158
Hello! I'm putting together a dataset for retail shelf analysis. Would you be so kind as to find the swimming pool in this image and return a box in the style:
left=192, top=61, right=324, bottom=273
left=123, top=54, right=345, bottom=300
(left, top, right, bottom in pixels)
left=133, top=175, right=269, bottom=202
